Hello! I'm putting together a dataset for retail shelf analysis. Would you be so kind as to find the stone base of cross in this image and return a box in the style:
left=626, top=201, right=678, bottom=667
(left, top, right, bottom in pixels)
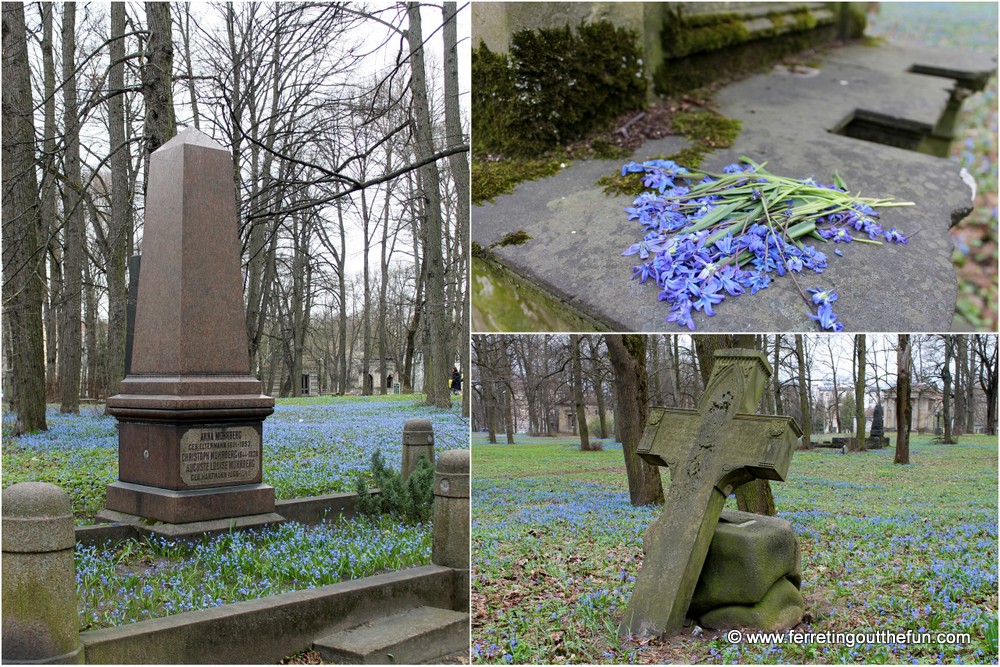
left=620, top=349, right=801, bottom=639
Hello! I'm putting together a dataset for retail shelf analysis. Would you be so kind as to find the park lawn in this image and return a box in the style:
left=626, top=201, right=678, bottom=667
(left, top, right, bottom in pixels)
left=1, top=394, right=469, bottom=631
left=471, top=433, right=998, bottom=664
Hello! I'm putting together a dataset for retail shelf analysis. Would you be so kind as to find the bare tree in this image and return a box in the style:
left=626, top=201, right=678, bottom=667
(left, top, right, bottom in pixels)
left=607, top=335, right=664, bottom=506
left=795, top=334, right=811, bottom=449
left=2, top=2, right=49, bottom=432
left=570, top=334, right=591, bottom=450
left=895, top=335, right=912, bottom=465
left=406, top=4, right=450, bottom=408
left=973, top=335, right=998, bottom=435
left=851, top=334, right=867, bottom=451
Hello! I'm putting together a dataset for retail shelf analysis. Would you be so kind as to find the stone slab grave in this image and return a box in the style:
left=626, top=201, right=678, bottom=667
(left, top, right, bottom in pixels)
left=620, top=349, right=802, bottom=639
left=472, top=42, right=996, bottom=331
left=98, top=129, right=281, bottom=536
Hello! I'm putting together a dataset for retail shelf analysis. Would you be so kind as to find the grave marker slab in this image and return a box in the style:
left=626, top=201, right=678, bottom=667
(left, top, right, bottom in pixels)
left=101, top=129, right=279, bottom=531
left=621, top=349, right=801, bottom=639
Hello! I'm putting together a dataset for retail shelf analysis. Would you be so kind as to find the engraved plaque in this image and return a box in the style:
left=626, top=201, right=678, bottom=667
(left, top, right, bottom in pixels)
left=179, top=425, right=260, bottom=487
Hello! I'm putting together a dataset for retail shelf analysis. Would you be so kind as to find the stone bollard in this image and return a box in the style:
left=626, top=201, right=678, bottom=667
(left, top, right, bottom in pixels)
left=402, top=418, right=434, bottom=480
left=432, top=449, right=470, bottom=570
left=2, top=482, right=84, bottom=664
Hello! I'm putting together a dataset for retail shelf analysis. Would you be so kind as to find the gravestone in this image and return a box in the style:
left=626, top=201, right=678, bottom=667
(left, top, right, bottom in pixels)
left=868, top=403, right=888, bottom=448
left=620, top=349, right=801, bottom=639
left=99, top=129, right=281, bottom=534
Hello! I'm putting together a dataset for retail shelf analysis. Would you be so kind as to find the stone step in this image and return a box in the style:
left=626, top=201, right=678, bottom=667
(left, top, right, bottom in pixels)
left=313, top=606, right=469, bottom=664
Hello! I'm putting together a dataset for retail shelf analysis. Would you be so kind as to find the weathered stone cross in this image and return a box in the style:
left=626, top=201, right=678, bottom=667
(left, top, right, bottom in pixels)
left=620, top=349, right=801, bottom=639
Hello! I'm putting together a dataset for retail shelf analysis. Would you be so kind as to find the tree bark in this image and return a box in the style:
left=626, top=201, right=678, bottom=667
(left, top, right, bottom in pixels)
left=852, top=334, right=867, bottom=451
left=406, top=5, right=450, bottom=408
left=607, top=335, right=664, bottom=506
left=142, top=2, right=176, bottom=160
left=895, top=335, right=911, bottom=465
left=2, top=2, right=49, bottom=433
left=795, top=334, right=811, bottom=449
left=570, top=334, right=592, bottom=450
left=106, top=1, right=132, bottom=399
left=953, top=335, right=966, bottom=437
left=442, top=1, right=471, bottom=418
left=40, top=3, right=61, bottom=401
left=942, top=335, right=953, bottom=443
left=59, top=1, right=83, bottom=414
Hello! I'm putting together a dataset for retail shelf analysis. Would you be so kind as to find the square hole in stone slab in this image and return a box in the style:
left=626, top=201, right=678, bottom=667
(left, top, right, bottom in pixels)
left=831, top=109, right=934, bottom=152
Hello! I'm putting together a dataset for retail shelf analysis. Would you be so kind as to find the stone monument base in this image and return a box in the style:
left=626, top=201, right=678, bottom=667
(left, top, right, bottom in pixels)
left=102, top=481, right=277, bottom=524
left=96, top=507, right=285, bottom=539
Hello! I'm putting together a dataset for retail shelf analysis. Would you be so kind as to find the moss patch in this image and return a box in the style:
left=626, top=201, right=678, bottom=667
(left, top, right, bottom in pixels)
left=496, top=230, right=532, bottom=247
left=472, top=21, right=646, bottom=157
left=654, top=23, right=837, bottom=97
left=597, top=109, right=741, bottom=196
left=472, top=159, right=563, bottom=205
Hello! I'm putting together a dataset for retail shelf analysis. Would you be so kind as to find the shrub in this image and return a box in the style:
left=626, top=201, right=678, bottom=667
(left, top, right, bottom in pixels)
left=355, top=450, right=435, bottom=524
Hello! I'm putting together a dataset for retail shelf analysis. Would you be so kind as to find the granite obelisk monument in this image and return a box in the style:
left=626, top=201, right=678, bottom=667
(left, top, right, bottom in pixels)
left=100, top=129, right=281, bottom=533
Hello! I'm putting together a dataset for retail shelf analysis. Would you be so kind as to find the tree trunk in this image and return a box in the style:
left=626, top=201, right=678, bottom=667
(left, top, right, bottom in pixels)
left=895, top=335, right=911, bottom=464
left=337, top=202, right=349, bottom=394
left=771, top=334, right=782, bottom=414
left=442, top=0, right=470, bottom=418
left=795, top=335, right=811, bottom=449
left=953, top=335, right=966, bottom=437
left=106, top=1, right=131, bottom=399
left=649, top=335, right=663, bottom=404
left=360, top=187, right=372, bottom=396
left=142, top=2, right=176, bottom=161
left=974, top=335, right=998, bottom=435
left=942, top=335, right=953, bottom=443
left=852, top=334, right=867, bottom=451
left=40, top=3, right=61, bottom=401
left=59, top=2, right=83, bottom=414
left=607, top=335, right=663, bottom=506
left=965, top=336, right=976, bottom=433
left=407, top=5, right=450, bottom=409
left=570, top=334, right=591, bottom=451
left=2, top=2, right=49, bottom=433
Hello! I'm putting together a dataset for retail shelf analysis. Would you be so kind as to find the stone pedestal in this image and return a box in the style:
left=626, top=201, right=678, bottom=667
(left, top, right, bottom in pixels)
left=101, top=130, right=279, bottom=533
left=2, top=483, right=83, bottom=664
left=402, top=418, right=435, bottom=480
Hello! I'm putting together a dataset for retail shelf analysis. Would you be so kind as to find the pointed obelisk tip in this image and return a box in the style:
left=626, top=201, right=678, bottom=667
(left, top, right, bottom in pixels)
left=154, top=127, right=225, bottom=154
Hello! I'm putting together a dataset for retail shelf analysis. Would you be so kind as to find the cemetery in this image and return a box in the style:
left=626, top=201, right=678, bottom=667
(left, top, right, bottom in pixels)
left=470, top=3, right=998, bottom=333
left=470, top=334, right=998, bottom=664
left=2, top=3, right=470, bottom=663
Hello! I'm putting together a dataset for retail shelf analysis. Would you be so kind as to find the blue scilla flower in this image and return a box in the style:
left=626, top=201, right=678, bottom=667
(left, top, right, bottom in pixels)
left=809, top=301, right=844, bottom=331
left=808, top=287, right=838, bottom=306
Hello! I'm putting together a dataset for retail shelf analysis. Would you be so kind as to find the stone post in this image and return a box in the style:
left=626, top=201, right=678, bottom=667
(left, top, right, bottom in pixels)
left=2, top=483, right=83, bottom=664
left=402, top=418, right=434, bottom=480
left=432, top=449, right=470, bottom=570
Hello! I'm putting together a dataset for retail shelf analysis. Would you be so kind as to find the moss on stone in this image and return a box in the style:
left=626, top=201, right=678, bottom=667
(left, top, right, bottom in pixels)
left=472, top=158, right=563, bottom=205
left=661, top=9, right=750, bottom=59
left=496, top=230, right=532, bottom=247
left=672, top=110, right=741, bottom=149
left=597, top=110, right=740, bottom=196
left=596, top=172, right=647, bottom=197
left=653, top=24, right=837, bottom=97
left=472, top=21, right=646, bottom=158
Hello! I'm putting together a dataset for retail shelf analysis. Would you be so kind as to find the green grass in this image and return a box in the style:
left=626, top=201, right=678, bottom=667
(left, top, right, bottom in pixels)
left=471, top=433, right=998, bottom=664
